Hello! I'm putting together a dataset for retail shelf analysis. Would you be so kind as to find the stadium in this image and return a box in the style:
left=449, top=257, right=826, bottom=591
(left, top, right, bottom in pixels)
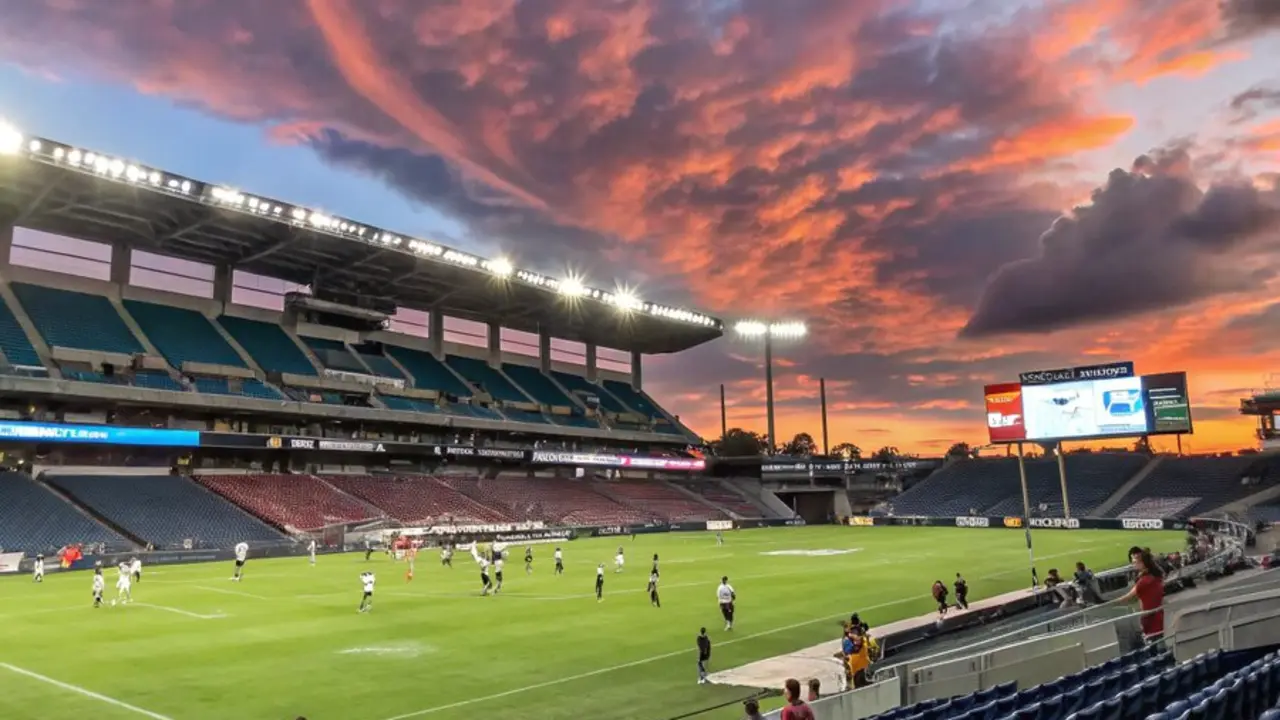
left=2, top=117, right=1280, bottom=720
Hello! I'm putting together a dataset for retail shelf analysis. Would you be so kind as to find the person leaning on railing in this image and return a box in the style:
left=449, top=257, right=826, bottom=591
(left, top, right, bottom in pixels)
left=1117, top=548, right=1165, bottom=643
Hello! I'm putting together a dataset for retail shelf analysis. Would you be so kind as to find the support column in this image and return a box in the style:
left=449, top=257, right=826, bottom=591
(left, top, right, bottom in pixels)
left=487, top=321, right=501, bottom=367
left=428, top=311, right=444, bottom=358
left=212, top=263, right=234, bottom=306
left=538, top=327, right=552, bottom=375
left=631, top=350, right=643, bottom=389
left=109, top=241, right=131, bottom=288
left=585, top=344, right=598, bottom=382
left=0, top=224, right=13, bottom=268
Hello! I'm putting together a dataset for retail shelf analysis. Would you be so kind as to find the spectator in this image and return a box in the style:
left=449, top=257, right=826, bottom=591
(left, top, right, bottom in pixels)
left=780, top=678, right=815, bottom=720
left=807, top=678, right=821, bottom=701
left=1073, top=562, right=1103, bottom=604
left=1119, top=549, right=1165, bottom=643
left=846, top=625, right=872, bottom=689
left=743, top=699, right=765, bottom=720
left=1044, top=568, right=1073, bottom=607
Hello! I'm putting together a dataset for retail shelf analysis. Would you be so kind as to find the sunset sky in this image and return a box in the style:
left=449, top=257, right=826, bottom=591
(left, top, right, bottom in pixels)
left=0, top=0, right=1278, bottom=456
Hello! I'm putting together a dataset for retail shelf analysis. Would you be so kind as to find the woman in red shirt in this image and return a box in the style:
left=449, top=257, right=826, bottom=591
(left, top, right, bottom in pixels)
left=1119, top=549, right=1165, bottom=641
left=780, top=678, right=816, bottom=720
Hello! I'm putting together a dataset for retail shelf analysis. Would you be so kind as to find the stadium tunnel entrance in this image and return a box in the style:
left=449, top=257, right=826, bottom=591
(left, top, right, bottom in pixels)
left=773, top=489, right=835, bottom=524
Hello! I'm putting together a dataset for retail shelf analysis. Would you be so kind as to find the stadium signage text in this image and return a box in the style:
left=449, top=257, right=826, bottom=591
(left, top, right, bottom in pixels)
left=1019, top=361, right=1134, bottom=387
left=847, top=517, right=876, bottom=526
left=529, top=451, right=706, bottom=471
left=411, top=522, right=547, bottom=535
left=0, top=421, right=198, bottom=447
left=956, top=516, right=990, bottom=528
left=761, top=459, right=940, bottom=475
left=1003, top=517, right=1023, bottom=528
left=1121, top=518, right=1165, bottom=530
left=706, top=520, right=734, bottom=531
left=1029, top=518, right=1080, bottom=529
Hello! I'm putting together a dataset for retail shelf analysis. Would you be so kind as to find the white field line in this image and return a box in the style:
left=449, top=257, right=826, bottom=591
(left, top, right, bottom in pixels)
left=375, top=592, right=927, bottom=720
left=195, top=585, right=270, bottom=600
left=0, top=662, right=174, bottom=719
left=131, top=603, right=226, bottom=620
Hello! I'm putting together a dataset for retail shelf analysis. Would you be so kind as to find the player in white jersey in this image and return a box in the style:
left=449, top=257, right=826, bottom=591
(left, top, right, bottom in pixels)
left=92, top=565, right=105, bottom=608
left=115, top=563, right=133, bottom=605
left=479, top=556, right=493, bottom=596
left=32, top=554, right=44, bottom=583
left=358, top=571, right=375, bottom=613
left=554, top=547, right=564, bottom=575
left=494, top=557, right=505, bottom=594
left=308, top=539, right=317, bottom=566
left=615, top=546, right=625, bottom=573
left=130, top=556, right=142, bottom=583
left=717, top=576, right=736, bottom=631
left=231, top=542, right=249, bottom=581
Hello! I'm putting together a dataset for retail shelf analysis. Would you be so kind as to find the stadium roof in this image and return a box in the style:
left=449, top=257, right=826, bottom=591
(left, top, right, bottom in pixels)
left=0, top=122, right=723, bottom=355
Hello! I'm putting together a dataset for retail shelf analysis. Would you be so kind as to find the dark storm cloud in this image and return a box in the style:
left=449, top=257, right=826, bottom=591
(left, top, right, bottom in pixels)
left=1221, top=0, right=1280, bottom=36
left=961, top=148, right=1280, bottom=338
left=1230, top=85, right=1280, bottom=122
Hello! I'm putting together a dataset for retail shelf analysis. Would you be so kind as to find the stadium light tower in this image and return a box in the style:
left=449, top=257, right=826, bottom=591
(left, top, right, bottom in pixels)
left=734, top=320, right=807, bottom=454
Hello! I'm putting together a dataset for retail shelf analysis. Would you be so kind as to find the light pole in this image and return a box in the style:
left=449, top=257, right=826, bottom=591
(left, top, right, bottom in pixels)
left=733, top=320, right=807, bottom=453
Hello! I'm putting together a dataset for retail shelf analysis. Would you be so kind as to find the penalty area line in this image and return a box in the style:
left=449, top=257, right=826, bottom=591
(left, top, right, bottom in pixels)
left=0, top=662, right=174, bottom=719
left=375, top=592, right=926, bottom=720
left=132, top=603, right=227, bottom=619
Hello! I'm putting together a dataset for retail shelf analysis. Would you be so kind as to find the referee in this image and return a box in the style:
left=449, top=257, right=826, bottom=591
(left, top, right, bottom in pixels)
left=718, top=576, right=736, bottom=631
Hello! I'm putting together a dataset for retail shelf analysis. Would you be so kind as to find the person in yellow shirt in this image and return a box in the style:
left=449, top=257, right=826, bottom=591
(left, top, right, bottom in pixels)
left=846, top=625, right=872, bottom=689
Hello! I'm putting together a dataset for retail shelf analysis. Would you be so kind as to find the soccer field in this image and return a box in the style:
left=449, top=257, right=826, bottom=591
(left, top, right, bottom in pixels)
left=0, top=526, right=1181, bottom=720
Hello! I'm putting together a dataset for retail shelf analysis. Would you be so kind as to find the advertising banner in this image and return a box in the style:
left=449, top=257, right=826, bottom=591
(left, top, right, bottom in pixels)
left=955, top=516, right=990, bottom=528
left=0, top=421, right=199, bottom=447
left=0, top=552, right=24, bottom=573
left=1143, top=372, right=1193, bottom=435
left=706, top=519, right=734, bottom=531
left=852, top=516, right=1180, bottom=531
left=1019, top=362, right=1134, bottom=386
left=984, top=383, right=1027, bottom=443
left=847, top=516, right=876, bottom=527
left=529, top=451, right=705, bottom=471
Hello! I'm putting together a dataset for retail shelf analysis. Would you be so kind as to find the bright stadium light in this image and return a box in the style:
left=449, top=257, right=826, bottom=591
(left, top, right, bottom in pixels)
left=0, top=121, right=23, bottom=155
left=734, top=320, right=768, bottom=337
left=559, top=276, right=586, bottom=298
left=734, top=318, right=808, bottom=453
left=485, top=256, right=514, bottom=278
left=614, top=290, right=642, bottom=312
left=770, top=321, right=807, bottom=339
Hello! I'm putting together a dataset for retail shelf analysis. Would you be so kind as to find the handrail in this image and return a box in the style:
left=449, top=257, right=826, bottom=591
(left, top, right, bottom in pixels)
left=871, top=516, right=1247, bottom=681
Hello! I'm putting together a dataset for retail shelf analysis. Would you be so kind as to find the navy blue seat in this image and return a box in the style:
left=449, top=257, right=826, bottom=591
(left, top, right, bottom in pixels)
left=1098, top=696, right=1123, bottom=720
left=995, top=695, right=1019, bottom=716
left=1071, top=703, right=1100, bottom=720
left=1062, top=688, right=1087, bottom=717
left=1039, top=696, right=1062, bottom=720
left=1014, top=702, right=1041, bottom=720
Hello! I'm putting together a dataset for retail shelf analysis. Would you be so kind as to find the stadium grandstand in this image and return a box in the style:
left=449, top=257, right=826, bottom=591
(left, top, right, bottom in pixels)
left=9, top=118, right=1280, bottom=720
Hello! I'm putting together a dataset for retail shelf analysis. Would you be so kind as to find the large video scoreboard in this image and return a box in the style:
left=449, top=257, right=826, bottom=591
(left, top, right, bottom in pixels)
left=983, top=362, right=1192, bottom=444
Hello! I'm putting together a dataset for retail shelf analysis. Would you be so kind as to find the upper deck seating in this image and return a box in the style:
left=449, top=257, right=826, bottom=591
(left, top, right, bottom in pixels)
left=13, top=283, right=142, bottom=355
left=217, top=316, right=316, bottom=376
left=123, top=300, right=246, bottom=369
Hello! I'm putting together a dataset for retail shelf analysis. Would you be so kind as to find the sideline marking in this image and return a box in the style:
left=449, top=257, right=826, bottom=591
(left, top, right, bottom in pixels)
left=0, top=662, right=174, bottom=719
left=132, top=603, right=227, bottom=620
left=376, top=592, right=926, bottom=720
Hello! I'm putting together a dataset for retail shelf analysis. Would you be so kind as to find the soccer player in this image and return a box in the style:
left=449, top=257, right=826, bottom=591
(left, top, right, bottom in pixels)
left=115, top=562, right=133, bottom=605
left=525, top=546, right=534, bottom=575
left=131, top=556, right=142, bottom=584
left=494, top=555, right=505, bottom=594
left=232, top=541, right=249, bottom=581
left=954, top=573, right=969, bottom=610
left=716, top=531, right=724, bottom=546
left=441, top=545, right=453, bottom=568
left=595, top=563, right=605, bottom=602
left=92, top=565, right=105, bottom=608
left=696, top=628, right=712, bottom=684
left=651, top=553, right=660, bottom=577
left=405, top=545, right=417, bottom=583
left=358, top=571, right=375, bottom=613
left=648, top=570, right=661, bottom=608
left=615, top=546, right=625, bottom=573
left=32, top=553, right=44, bottom=583
left=554, top=546, right=564, bottom=575
left=364, top=538, right=375, bottom=562
left=718, top=576, right=736, bottom=631
left=308, top=539, right=317, bottom=566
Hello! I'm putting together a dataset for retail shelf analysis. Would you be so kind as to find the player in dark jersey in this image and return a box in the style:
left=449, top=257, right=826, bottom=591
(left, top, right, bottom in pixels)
left=696, top=628, right=712, bottom=684
left=651, top=553, right=660, bottom=577
left=648, top=570, right=661, bottom=608
left=954, top=573, right=969, bottom=610
left=525, top=546, right=534, bottom=574
left=595, top=563, right=605, bottom=602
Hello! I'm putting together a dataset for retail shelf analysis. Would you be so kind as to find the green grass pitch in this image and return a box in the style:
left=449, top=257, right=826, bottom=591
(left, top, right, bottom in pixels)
left=0, top=526, right=1181, bottom=720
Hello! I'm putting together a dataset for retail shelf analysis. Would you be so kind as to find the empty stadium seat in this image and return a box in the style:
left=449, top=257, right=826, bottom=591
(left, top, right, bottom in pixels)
left=195, top=474, right=382, bottom=531
left=45, top=474, right=283, bottom=548
left=438, top=475, right=651, bottom=525
left=887, top=454, right=1146, bottom=517
left=602, top=379, right=663, bottom=417
left=676, top=481, right=762, bottom=517
left=217, top=315, right=317, bottom=375
left=130, top=369, right=185, bottom=392
left=123, top=299, right=247, bottom=369
left=502, top=408, right=552, bottom=424
left=379, top=394, right=442, bottom=413
left=502, top=363, right=574, bottom=406
left=13, top=283, right=143, bottom=355
left=352, top=345, right=404, bottom=379
left=384, top=345, right=472, bottom=397
left=0, top=295, right=45, bottom=371
left=301, top=336, right=368, bottom=373
left=1108, top=456, right=1264, bottom=518
left=325, top=475, right=509, bottom=524
left=603, top=480, right=721, bottom=522
left=552, top=370, right=632, bottom=413
left=191, top=376, right=282, bottom=400
left=0, top=472, right=126, bottom=553
left=446, top=355, right=531, bottom=403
